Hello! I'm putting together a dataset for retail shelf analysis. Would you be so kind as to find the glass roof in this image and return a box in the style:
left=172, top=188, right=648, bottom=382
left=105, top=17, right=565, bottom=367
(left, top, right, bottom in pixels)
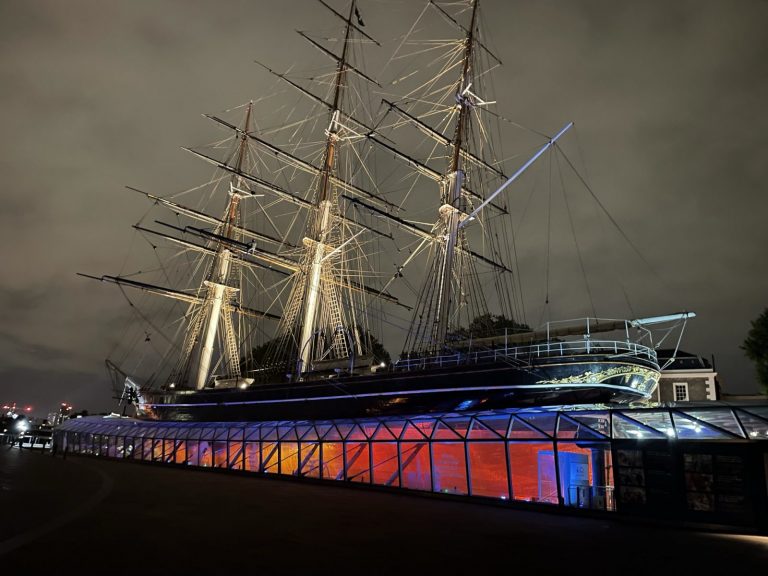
left=58, top=403, right=768, bottom=442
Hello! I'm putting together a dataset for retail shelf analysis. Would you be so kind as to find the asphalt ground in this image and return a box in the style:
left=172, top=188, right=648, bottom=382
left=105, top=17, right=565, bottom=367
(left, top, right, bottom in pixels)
left=1, top=446, right=766, bottom=575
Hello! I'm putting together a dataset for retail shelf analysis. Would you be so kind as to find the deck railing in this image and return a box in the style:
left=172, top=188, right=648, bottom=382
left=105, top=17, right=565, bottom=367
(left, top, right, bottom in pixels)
left=394, top=339, right=657, bottom=372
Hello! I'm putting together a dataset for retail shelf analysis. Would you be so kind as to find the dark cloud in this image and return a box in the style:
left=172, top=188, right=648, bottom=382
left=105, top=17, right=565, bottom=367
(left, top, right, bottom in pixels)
left=0, top=331, right=70, bottom=366
left=1, top=0, right=766, bottom=416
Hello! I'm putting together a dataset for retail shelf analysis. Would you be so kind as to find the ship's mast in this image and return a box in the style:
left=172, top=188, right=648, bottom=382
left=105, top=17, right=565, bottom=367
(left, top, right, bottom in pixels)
left=432, top=0, right=479, bottom=350
left=192, top=103, right=253, bottom=389
left=296, top=0, right=356, bottom=376
left=396, top=0, right=575, bottom=357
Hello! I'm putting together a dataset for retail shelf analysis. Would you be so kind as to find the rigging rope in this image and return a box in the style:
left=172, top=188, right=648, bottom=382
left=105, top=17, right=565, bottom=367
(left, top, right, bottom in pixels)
left=555, top=143, right=667, bottom=288
left=555, top=151, right=597, bottom=319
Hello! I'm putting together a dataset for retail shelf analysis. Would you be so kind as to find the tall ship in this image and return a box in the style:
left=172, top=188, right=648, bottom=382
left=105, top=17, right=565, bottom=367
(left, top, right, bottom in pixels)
left=82, top=0, right=693, bottom=422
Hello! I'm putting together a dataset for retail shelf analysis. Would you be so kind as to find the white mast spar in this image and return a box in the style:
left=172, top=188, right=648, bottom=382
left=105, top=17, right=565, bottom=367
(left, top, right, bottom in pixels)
left=296, top=0, right=359, bottom=377
left=403, top=0, right=573, bottom=354
left=192, top=104, right=254, bottom=389
left=458, top=122, right=574, bottom=229
left=194, top=248, right=236, bottom=389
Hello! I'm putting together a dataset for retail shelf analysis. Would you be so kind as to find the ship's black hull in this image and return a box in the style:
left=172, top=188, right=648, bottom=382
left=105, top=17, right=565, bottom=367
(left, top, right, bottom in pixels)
left=140, top=353, right=659, bottom=422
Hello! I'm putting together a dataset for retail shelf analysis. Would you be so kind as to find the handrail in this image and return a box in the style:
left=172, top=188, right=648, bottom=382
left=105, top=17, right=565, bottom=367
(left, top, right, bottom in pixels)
left=395, top=338, right=658, bottom=372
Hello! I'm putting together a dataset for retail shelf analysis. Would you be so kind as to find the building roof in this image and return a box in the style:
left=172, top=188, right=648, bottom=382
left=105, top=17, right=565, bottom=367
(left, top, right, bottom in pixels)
left=657, top=349, right=713, bottom=370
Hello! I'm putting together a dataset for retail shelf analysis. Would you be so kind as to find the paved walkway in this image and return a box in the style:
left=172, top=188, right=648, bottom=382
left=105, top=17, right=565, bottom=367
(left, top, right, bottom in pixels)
left=1, top=447, right=766, bottom=575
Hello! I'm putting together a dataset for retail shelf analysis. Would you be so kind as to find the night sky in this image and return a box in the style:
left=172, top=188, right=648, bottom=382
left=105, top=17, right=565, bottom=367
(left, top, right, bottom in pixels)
left=1, top=0, right=766, bottom=416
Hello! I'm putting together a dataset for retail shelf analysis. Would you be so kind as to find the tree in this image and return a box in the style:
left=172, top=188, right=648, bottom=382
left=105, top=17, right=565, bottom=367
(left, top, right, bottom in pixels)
left=742, top=308, right=768, bottom=394
left=447, top=313, right=530, bottom=341
left=366, top=331, right=391, bottom=365
left=467, top=313, right=530, bottom=335
left=241, top=326, right=390, bottom=374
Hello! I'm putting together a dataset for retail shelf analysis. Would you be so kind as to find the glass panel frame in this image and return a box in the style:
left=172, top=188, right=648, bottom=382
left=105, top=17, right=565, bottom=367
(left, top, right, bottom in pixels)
left=321, top=442, right=344, bottom=480
left=371, top=442, right=400, bottom=488
left=399, top=441, right=431, bottom=492
left=299, top=442, right=321, bottom=478
left=467, top=441, right=508, bottom=499
left=431, top=441, right=468, bottom=495
left=344, top=442, right=370, bottom=483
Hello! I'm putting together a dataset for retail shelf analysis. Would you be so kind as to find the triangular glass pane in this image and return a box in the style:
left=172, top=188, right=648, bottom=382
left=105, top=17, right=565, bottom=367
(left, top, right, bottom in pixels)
left=244, top=426, right=260, bottom=441
left=516, top=412, right=556, bottom=437
left=570, top=413, right=611, bottom=437
left=681, top=410, right=743, bottom=438
left=742, top=406, right=768, bottom=420
left=200, top=428, right=215, bottom=440
left=612, top=413, right=667, bottom=439
left=468, top=419, right=502, bottom=439
left=557, top=415, right=606, bottom=440
left=315, top=424, right=334, bottom=439
left=508, top=416, right=547, bottom=439
left=372, top=423, right=396, bottom=440
left=278, top=426, right=298, bottom=441
left=411, top=419, right=436, bottom=438
left=476, top=415, right=511, bottom=438
left=322, top=425, right=343, bottom=441
left=622, top=411, right=674, bottom=436
left=672, top=412, right=729, bottom=439
left=302, top=426, right=320, bottom=441
left=442, top=416, right=471, bottom=439
left=347, top=424, right=367, bottom=441
left=432, top=421, right=462, bottom=440
left=214, top=427, right=228, bottom=440
left=358, top=422, right=379, bottom=439
left=402, top=422, right=428, bottom=440
left=336, top=423, right=354, bottom=439
left=383, top=420, right=406, bottom=439
left=296, top=425, right=313, bottom=440
left=556, top=416, right=579, bottom=438
left=736, top=410, right=768, bottom=439
left=227, top=427, right=244, bottom=441
left=261, top=426, right=278, bottom=441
